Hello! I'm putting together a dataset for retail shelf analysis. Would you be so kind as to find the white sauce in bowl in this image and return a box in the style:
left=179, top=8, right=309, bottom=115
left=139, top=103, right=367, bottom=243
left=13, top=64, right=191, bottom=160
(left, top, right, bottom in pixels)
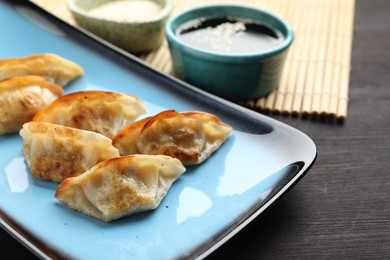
left=89, top=0, right=162, bottom=22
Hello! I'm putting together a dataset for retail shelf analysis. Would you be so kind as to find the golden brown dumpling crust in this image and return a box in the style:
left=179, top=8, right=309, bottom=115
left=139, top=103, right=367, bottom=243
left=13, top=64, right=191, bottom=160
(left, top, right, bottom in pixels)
left=111, top=116, right=151, bottom=154
left=55, top=155, right=186, bottom=222
left=139, top=110, right=206, bottom=164
left=32, top=90, right=147, bottom=139
left=0, top=76, right=63, bottom=135
left=0, top=53, right=84, bottom=87
left=19, top=121, right=120, bottom=182
left=112, top=110, right=233, bottom=165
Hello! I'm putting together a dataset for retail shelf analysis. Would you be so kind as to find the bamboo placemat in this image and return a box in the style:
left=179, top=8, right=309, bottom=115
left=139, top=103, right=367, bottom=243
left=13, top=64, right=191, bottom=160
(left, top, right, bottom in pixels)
left=31, top=0, right=355, bottom=120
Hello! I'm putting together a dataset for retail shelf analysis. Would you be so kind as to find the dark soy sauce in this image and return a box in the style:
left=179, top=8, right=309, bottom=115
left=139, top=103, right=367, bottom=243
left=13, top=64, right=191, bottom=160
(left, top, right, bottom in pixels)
left=176, top=16, right=284, bottom=54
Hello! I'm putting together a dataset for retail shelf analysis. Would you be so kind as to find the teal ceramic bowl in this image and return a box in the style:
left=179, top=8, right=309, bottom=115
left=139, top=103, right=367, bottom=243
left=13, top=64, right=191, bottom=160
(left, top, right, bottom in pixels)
left=165, top=4, right=294, bottom=101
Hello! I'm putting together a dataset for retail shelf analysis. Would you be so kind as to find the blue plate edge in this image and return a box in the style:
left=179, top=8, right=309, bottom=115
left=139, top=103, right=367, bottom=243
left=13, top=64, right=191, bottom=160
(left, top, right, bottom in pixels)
left=195, top=157, right=316, bottom=259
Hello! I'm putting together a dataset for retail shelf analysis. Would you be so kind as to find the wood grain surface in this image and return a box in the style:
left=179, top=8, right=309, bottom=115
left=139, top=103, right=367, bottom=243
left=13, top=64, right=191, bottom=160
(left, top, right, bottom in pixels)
left=2, top=0, right=390, bottom=259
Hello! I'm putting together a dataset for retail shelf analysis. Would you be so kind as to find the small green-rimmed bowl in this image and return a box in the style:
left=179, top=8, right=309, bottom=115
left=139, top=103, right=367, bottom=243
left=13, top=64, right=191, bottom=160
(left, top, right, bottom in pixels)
left=165, top=4, right=294, bottom=101
left=68, top=0, right=172, bottom=54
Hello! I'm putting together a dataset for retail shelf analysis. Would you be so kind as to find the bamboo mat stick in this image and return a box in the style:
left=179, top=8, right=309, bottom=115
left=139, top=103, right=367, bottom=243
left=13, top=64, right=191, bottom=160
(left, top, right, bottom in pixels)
left=301, top=2, right=322, bottom=116
left=152, top=44, right=169, bottom=71
left=254, top=97, right=267, bottom=112
left=273, top=56, right=290, bottom=113
left=279, top=0, right=299, bottom=114
left=328, top=48, right=342, bottom=116
left=328, top=0, right=344, bottom=117
left=271, top=1, right=290, bottom=114
left=259, top=63, right=278, bottom=111
left=291, top=0, right=312, bottom=115
left=320, top=0, right=337, bottom=115
left=161, top=49, right=172, bottom=73
left=337, top=0, right=354, bottom=119
left=288, top=3, right=307, bottom=115
left=310, top=0, right=329, bottom=115
left=280, top=1, right=301, bottom=114
left=280, top=74, right=295, bottom=113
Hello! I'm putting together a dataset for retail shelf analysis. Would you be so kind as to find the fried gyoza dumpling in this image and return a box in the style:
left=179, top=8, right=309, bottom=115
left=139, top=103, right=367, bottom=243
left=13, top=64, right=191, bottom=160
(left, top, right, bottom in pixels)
left=0, top=53, right=84, bottom=87
left=55, top=155, right=186, bottom=222
left=112, top=110, right=233, bottom=165
left=32, top=90, right=147, bottom=139
left=19, top=121, right=120, bottom=182
left=0, top=76, right=63, bottom=135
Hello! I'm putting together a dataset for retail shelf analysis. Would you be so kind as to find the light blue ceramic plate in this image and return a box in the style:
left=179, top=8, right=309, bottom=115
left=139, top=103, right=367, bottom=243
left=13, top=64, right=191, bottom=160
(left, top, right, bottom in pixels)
left=0, top=1, right=317, bottom=259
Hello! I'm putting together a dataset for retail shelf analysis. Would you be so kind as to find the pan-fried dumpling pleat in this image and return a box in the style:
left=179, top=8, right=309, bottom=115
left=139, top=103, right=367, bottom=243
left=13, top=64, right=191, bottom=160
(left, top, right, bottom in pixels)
left=19, top=121, right=120, bottom=182
left=112, top=110, right=233, bottom=165
left=55, top=155, right=186, bottom=222
left=0, top=76, right=63, bottom=135
left=111, top=116, right=152, bottom=154
left=0, top=53, right=84, bottom=87
left=32, top=90, right=147, bottom=139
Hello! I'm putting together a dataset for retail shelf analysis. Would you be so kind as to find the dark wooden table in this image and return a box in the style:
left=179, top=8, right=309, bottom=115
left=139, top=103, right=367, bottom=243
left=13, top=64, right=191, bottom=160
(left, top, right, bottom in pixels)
left=2, top=0, right=389, bottom=259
